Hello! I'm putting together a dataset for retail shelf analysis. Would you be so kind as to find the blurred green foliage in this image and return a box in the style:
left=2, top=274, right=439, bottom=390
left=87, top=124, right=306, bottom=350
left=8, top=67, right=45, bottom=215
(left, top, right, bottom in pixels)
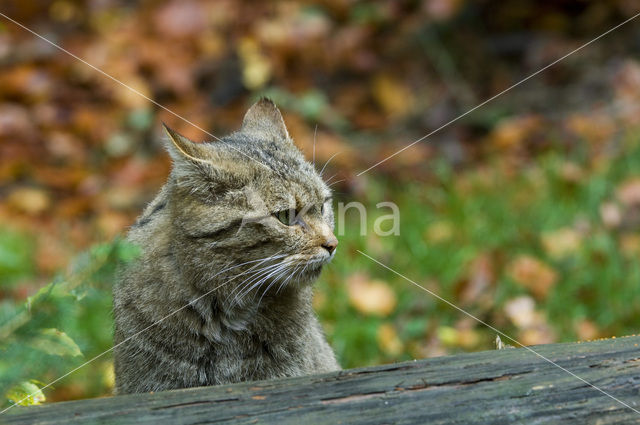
left=3, top=132, right=640, bottom=404
left=319, top=131, right=640, bottom=368
left=1, top=0, right=640, bottom=409
left=0, top=239, right=139, bottom=408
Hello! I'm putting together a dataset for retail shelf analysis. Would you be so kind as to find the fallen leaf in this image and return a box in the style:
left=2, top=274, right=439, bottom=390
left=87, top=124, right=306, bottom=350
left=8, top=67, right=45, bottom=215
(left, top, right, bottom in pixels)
left=504, top=296, right=555, bottom=345
left=372, top=74, right=414, bottom=118
left=575, top=319, right=599, bottom=341
left=238, top=37, right=272, bottom=90
left=507, top=255, right=557, bottom=299
left=96, top=212, right=131, bottom=239
left=113, top=77, right=152, bottom=109
left=102, top=362, right=115, bottom=390
left=541, top=227, right=582, bottom=260
left=616, top=177, right=640, bottom=206
left=154, top=0, right=207, bottom=38
left=489, top=115, right=541, bottom=150
left=424, top=220, right=454, bottom=244
left=520, top=326, right=555, bottom=346
left=436, top=325, right=479, bottom=349
left=566, top=113, right=616, bottom=146
left=347, top=273, right=397, bottom=316
left=377, top=323, right=403, bottom=356
left=600, top=202, right=622, bottom=229
left=456, top=253, right=495, bottom=308
left=504, top=296, right=536, bottom=329
left=559, top=162, right=584, bottom=183
left=7, top=187, right=51, bottom=216
left=619, top=234, right=640, bottom=258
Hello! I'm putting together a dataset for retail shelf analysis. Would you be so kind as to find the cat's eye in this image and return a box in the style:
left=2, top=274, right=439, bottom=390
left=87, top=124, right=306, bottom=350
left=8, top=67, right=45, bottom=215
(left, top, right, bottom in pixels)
left=274, top=209, right=297, bottom=226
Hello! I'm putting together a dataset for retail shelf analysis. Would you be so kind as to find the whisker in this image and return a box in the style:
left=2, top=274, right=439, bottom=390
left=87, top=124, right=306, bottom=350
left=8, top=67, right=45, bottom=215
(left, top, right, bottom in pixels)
left=320, top=152, right=341, bottom=176
left=228, top=262, right=285, bottom=303
left=199, top=253, right=286, bottom=291
left=256, top=264, right=292, bottom=307
left=276, top=264, right=300, bottom=294
left=324, top=173, right=338, bottom=184
left=220, top=253, right=289, bottom=304
left=232, top=260, right=291, bottom=305
left=313, top=124, right=318, bottom=167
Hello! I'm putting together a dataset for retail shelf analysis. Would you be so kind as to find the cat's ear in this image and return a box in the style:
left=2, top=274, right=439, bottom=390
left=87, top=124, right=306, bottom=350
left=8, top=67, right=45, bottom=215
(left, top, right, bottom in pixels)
left=163, top=124, right=250, bottom=183
left=163, top=124, right=213, bottom=166
left=241, top=98, right=290, bottom=140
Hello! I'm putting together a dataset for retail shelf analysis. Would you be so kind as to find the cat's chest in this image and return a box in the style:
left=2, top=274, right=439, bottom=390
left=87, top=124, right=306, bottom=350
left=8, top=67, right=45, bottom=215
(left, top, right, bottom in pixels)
left=195, top=326, right=312, bottom=384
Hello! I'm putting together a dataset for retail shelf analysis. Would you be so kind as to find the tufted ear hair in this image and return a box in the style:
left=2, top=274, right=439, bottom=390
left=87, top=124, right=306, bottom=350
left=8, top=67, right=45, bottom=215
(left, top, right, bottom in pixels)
left=240, top=98, right=290, bottom=141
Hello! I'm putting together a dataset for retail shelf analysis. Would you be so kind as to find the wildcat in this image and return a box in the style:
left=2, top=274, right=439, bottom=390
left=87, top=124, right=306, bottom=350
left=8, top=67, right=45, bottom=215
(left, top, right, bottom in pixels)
left=113, top=99, right=340, bottom=394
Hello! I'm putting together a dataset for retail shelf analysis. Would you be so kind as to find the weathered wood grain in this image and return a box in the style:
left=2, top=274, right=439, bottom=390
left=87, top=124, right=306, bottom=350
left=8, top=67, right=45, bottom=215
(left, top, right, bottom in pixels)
left=4, top=336, right=640, bottom=424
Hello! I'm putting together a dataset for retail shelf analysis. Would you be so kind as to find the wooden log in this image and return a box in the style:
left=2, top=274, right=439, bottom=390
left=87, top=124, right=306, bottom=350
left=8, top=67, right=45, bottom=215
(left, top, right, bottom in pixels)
left=4, top=336, right=640, bottom=424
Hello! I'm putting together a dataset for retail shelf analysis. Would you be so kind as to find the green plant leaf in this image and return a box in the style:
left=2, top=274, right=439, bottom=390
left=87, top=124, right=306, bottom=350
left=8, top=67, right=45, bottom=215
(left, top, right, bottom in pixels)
left=28, top=328, right=83, bottom=358
left=5, top=380, right=45, bottom=406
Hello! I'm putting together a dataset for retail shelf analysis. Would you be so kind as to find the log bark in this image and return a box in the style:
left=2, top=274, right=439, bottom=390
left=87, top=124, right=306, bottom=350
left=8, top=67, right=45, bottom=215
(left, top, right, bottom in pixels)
left=5, top=336, right=640, bottom=424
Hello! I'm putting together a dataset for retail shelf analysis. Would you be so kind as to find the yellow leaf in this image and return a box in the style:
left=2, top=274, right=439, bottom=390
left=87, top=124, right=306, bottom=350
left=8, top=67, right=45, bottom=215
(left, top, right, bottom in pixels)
left=437, top=326, right=458, bottom=347
left=619, top=234, right=640, bottom=258
left=347, top=273, right=396, bottom=316
left=102, top=361, right=116, bottom=390
left=372, top=74, right=414, bottom=118
left=113, top=77, right=151, bottom=108
left=5, top=381, right=45, bottom=406
left=424, top=220, right=454, bottom=244
left=7, top=187, right=50, bottom=216
left=377, top=323, right=403, bottom=356
left=238, top=37, right=272, bottom=90
left=437, top=325, right=479, bottom=349
left=541, top=227, right=582, bottom=260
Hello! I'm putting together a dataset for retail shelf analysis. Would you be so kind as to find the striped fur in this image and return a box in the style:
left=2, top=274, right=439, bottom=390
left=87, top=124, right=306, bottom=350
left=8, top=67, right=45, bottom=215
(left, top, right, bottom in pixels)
left=113, top=99, right=339, bottom=394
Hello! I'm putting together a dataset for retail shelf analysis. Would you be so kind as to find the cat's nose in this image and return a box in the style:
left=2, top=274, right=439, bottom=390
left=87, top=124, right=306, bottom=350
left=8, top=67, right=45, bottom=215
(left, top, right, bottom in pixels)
left=321, top=236, right=338, bottom=254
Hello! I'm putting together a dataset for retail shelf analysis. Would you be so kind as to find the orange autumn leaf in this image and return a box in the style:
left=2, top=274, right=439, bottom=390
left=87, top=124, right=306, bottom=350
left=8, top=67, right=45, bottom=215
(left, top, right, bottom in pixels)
left=489, top=115, right=542, bottom=150
left=347, top=273, right=397, bottom=316
left=7, top=187, right=51, bottom=216
left=506, top=255, right=557, bottom=299
left=616, top=177, right=640, bottom=206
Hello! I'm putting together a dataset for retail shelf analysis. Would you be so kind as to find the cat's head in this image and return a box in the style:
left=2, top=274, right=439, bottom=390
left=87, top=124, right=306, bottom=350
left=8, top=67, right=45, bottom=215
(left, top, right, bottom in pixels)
left=163, top=98, right=337, bottom=297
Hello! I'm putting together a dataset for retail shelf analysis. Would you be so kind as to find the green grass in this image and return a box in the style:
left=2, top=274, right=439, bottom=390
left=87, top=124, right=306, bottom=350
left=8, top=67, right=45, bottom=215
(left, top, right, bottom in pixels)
left=320, top=133, right=640, bottom=368
left=3, top=133, right=640, bottom=402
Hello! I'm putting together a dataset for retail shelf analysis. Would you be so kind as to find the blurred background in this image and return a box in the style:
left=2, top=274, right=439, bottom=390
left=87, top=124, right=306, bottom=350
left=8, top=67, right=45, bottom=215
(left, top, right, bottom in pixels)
left=2, top=0, right=640, bottom=407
